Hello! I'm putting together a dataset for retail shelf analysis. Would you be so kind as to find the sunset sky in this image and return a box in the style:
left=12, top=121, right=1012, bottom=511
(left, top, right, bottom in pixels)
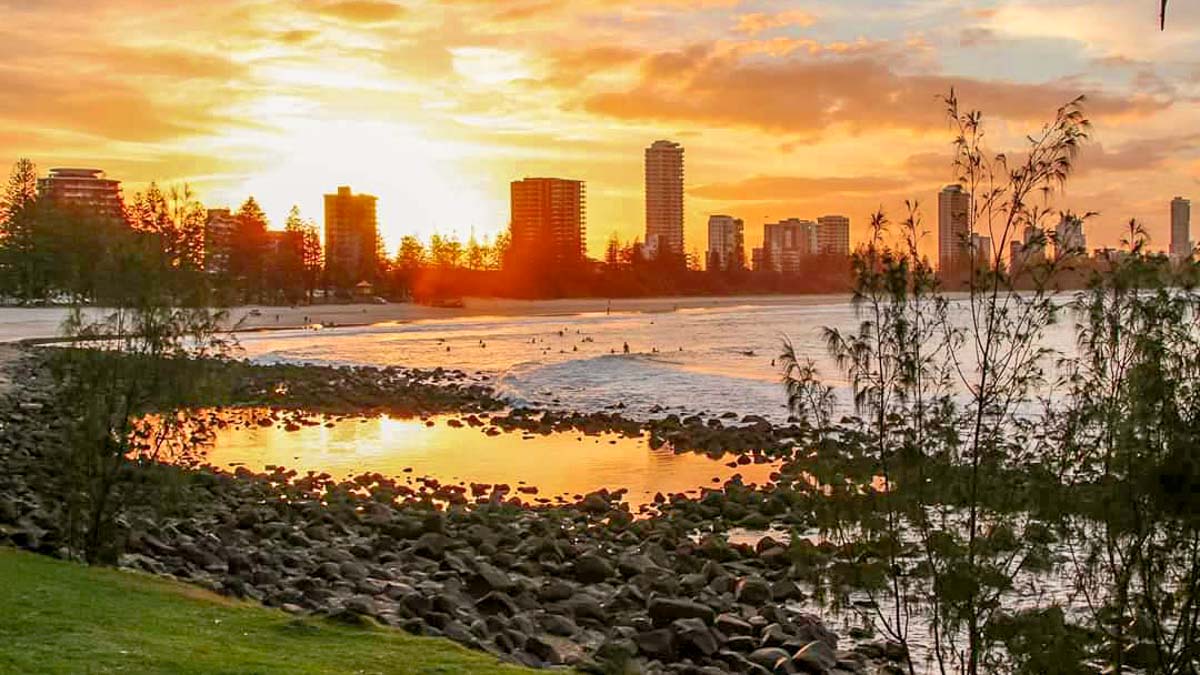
left=2, top=0, right=1198, bottom=257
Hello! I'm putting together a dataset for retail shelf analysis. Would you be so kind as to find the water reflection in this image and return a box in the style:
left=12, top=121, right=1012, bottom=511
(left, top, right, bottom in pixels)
left=184, top=411, right=779, bottom=509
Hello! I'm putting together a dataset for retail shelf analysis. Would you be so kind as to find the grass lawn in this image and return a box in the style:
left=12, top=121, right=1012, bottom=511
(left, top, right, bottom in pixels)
left=0, top=547, right=532, bottom=674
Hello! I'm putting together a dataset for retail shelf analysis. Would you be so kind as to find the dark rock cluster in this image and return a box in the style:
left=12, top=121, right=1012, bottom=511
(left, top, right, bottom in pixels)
left=0, top=349, right=907, bottom=674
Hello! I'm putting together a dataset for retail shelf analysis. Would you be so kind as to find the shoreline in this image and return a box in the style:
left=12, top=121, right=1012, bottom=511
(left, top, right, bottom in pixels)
left=0, top=294, right=854, bottom=345
left=0, top=347, right=903, bottom=674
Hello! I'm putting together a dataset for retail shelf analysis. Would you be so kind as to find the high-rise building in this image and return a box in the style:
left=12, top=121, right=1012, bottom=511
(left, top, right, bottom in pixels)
left=816, top=215, right=851, bottom=256
left=324, top=186, right=378, bottom=287
left=203, top=208, right=237, bottom=274
left=1056, top=214, right=1087, bottom=258
left=1009, top=225, right=1046, bottom=270
left=36, top=168, right=124, bottom=220
left=645, top=140, right=684, bottom=260
left=1171, top=196, right=1192, bottom=260
left=971, top=233, right=993, bottom=266
left=761, top=218, right=818, bottom=273
left=509, top=177, right=586, bottom=268
left=938, top=184, right=971, bottom=272
left=706, top=215, right=744, bottom=271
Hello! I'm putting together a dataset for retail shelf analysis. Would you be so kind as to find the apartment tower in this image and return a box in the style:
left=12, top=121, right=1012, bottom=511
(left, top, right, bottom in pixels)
left=706, top=215, right=744, bottom=271
left=816, top=215, right=851, bottom=256
left=324, top=186, right=379, bottom=288
left=36, top=168, right=124, bottom=220
left=645, top=140, right=684, bottom=260
left=1171, top=196, right=1192, bottom=260
left=509, top=177, right=586, bottom=268
left=938, top=184, right=972, bottom=272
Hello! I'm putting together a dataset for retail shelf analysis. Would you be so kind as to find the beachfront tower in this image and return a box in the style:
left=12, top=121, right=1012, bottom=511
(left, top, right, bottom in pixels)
left=938, top=184, right=971, bottom=273
left=1171, top=196, right=1192, bottom=260
left=324, top=186, right=379, bottom=288
left=645, top=140, right=684, bottom=261
left=509, top=177, right=586, bottom=269
left=706, top=215, right=744, bottom=271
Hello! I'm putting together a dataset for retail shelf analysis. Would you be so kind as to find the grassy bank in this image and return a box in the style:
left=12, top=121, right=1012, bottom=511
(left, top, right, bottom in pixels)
left=0, top=548, right=530, bottom=674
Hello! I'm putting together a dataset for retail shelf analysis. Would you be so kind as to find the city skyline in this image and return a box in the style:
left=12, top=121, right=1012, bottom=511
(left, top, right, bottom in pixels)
left=3, top=1, right=1199, bottom=258
left=21, top=161, right=1198, bottom=269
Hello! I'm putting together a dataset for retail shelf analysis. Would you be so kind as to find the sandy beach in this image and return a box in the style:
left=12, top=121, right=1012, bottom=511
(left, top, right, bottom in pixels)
left=227, top=294, right=849, bottom=332
left=0, top=295, right=850, bottom=344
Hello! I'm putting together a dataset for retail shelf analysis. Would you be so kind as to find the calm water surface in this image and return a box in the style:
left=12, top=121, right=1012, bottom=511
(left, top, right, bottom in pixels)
left=198, top=413, right=779, bottom=509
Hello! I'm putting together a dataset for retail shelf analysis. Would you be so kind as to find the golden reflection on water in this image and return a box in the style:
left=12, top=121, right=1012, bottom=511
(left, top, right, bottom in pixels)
left=201, top=414, right=779, bottom=508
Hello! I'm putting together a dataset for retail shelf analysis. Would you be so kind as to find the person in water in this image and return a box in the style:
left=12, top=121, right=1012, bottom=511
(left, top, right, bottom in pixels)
left=623, top=342, right=630, bottom=354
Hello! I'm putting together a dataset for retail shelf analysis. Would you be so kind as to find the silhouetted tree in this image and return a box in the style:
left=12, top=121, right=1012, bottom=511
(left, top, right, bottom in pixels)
left=430, top=233, right=462, bottom=269
left=229, top=197, right=268, bottom=302
left=284, top=206, right=322, bottom=302
left=127, top=183, right=205, bottom=272
left=0, top=158, right=40, bottom=298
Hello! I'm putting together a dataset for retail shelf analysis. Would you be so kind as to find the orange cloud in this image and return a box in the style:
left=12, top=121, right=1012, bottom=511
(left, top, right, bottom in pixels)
left=691, top=175, right=909, bottom=200
left=584, top=48, right=1169, bottom=135
left=732, top=10, right=817, bottom=36
left=304, top=0, right=407, bottom=23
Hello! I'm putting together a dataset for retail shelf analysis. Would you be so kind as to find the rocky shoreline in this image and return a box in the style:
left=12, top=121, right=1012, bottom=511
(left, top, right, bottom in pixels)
left=0, top=348, right=907, bottom=674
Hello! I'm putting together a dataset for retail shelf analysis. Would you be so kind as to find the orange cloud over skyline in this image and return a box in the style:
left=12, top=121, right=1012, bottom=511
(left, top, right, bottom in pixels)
left=1, top=0, right=1198, bottom=257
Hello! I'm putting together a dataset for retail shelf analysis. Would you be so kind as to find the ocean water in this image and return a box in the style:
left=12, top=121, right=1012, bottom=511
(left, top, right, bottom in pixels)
left=233, top=296, right=1079, bottom=421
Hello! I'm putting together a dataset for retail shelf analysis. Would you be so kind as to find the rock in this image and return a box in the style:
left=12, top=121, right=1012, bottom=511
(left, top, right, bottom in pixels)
left=526, top=635, right=565, bottom=665
left=792, top=641, right=837, bottom=673
left=538, top=579, right=575, bottom=603
left=580, top=493, right=610, bottom=514
left=339, top=560, right=369, bottom=581
left=673, top=617, right=720, bottom=656
left=412, top=532, right=449, bottom=559
left=718, top=650, right=775, bottom=675
left=476, top=591, right=520, bottom=616
left=474, top=562, right=514, bottom=592
left=770, top=579, right=802, bottom=602
left=541, top=613, right=578, bottom=636
left=725, top=635, right=758, bottom=652
left=736, top=575, right=773, bottom=605
left=748, top=647, right=793, bottom=672
left=882, top=641, right=908, bottom=662
left=633, top=628, right=676, bottom=660
left=649, top=597, right=715, bottom=626
left=573, top=553, right=614, bottom=583
left=344, top=595, right=378, bottom=617
left=716, top=613, right=754, bottom=636
left=563, top=595, right=608, bottom=624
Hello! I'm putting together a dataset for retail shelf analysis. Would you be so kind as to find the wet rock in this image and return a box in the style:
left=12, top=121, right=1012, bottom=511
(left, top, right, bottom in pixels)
left=716, top=613, right=754, bottom=636
left=792, top=641, right=837, bottom=673
left=749, top=647, right=793, bottom=672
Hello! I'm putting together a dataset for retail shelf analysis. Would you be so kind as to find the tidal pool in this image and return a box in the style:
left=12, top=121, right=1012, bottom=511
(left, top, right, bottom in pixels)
left=177, top=410, right=780, bottom=509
